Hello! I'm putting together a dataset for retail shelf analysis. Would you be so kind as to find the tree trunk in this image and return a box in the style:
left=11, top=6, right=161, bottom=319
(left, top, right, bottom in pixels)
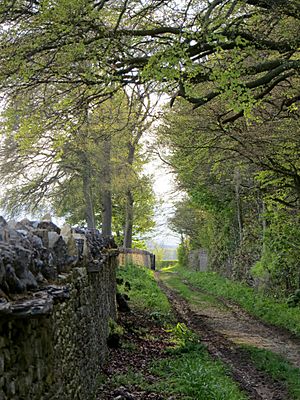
left=101, top=137, right=112, bottom=236
left=123, top=189, right=134, bottom=248
left=82, top=169, right=96, bottom=229
left=123, top=142, right=135, bottom=247
left=261, top=200, right=267, bottom=255
left=81, top=151, right=96, bottom=229
left=234, top=169, right=243, bottom=243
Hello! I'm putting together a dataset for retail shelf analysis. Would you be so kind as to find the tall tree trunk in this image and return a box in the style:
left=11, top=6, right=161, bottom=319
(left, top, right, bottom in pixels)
left=82, top=169, right=96, bottom=229
left=234, top=168, right=243, bottom=243
left=123, top=189, right=134, bottom=248
left=123, top=142, right=135, bottom=247
left=261, top=200, right=267, bottom=255
left=81, top=151, right=95, bottom=229
left=101, top=137, right=112, bottom=236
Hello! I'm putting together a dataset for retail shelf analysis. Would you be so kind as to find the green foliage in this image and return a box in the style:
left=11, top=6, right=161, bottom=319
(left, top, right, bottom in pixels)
left=117, top=264, right=171, bottom=317
left=176, top=268, right=300, bottom=337
left=241, top=346, right=300, bottom=400
left=131, top=239, right=147, bottom=250
left=0, top=89, right=156, bottom=244
left=287, top=290, right=300, bottom=308
left=1, top=0, right=300, bottom=297
left=159, top=260, right=177, bottom=269
left=177, top=241, right=189, bottom=268
left=166, top=322, right=198, bottom=352
left=108, top=369, right=148, bottom=390
left=108, top=318, right=124, bottom=337
left=157, top=86, right=300, bottom=291
left=151, top=245, right=165, bottom=269
left=252, top=208, right=300, bottom=294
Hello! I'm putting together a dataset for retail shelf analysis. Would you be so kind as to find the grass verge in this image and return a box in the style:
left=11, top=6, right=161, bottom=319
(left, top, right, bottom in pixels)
left=173, top=266, right=300, bottom=336
left=241, top=346, right=300, bottom=400
left=150, top=342, right=247, bottom=400
left=117, top=263, right=171, bottom=320
left=160, top=269, right=222, bottom=308
left=112, top=264, right=248, bottom=400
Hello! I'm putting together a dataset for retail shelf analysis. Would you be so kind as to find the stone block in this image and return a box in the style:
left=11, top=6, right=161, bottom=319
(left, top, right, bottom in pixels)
left=48, top=232, right=60, bottom=249
left=0, top=355, right=4, bottom=374
left=0, top=337, right=6, bottom=349
left=6, top=380, right=16, bottom=397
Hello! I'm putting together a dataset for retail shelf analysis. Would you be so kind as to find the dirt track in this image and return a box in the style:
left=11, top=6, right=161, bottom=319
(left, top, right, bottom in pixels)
left=155, top=271, right=300, bottom=400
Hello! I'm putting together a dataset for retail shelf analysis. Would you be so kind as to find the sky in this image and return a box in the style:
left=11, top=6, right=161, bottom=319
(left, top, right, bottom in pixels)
left=144, top=152, right=182, bottom=248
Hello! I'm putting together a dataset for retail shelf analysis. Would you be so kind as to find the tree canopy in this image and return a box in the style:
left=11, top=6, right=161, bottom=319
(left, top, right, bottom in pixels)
left=0, top=0, right=299, bottom=289
left=0, top=0, right=299, bottom=122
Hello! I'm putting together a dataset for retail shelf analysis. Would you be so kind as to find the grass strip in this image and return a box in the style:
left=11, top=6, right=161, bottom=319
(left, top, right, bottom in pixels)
left=117, top=263, right=171, bottom=319
left=160, top=270, right=222, bottom=307
left=241, top=346, right=300, bottom=400
left=150, top=343, right=247, bottom=400
left=174, top=266, right=300, bottom=336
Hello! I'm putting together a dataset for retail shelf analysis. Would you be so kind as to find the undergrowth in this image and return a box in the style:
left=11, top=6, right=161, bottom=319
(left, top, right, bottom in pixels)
left=241, top=346, right=300, bottom=400
left=173, top=266, right=300, bottom=336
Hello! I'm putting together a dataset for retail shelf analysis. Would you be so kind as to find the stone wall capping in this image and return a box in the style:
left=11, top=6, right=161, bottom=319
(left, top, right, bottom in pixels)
left=105, top=249, right=120, bottom=257
left=0, top=286, right=70, bottom=318
left=0, top=299, right=11, bottom=315
left=2, top=293, right=53, bottom=318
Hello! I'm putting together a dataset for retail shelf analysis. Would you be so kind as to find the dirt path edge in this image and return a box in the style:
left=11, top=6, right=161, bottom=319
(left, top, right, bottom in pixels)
left=155, top=272, right=290, bottom=400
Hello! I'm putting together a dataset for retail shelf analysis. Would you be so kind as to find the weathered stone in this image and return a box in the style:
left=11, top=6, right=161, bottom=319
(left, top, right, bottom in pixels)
left=34, top=229, right=49, bottom=247
left=48, top=231, right=60, bottom=249
left=6, top=380, right=16, bottom=397
left=0, top=299, right=11, bottom=315
left=10, top=295, right=53, bottom=317
left=17, top=218, right=34, bottom=230
left=37, top=221, right=61, bottom=234
left=31, top=234, right=43, bottom=249
left=0, top=262, right=5, bottom=285
left=5, top=265, right=25, bottom=293
left=0, top=216, right=7, bottom=228
left=36, top=272, right=46, bottom=284
left=0, top=216, right=118, bottom=400
left=0, top=355, right=4, bottom=374
left=47, top=285, right=70, bottom=302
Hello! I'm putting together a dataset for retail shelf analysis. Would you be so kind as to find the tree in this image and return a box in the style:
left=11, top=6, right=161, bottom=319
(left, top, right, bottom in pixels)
left=0, top=0, right=299, bottom=290
left=0, top=0, right=299, bottom=123
left=157, top=92, right=300, bottom=292
left=0, top=88, right=156, bottom=244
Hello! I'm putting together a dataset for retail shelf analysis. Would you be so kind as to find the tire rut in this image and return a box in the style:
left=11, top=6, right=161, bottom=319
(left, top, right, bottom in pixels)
left=182, top=279, right=300, bottom=369
left=155, top=274, right=291, bottom=400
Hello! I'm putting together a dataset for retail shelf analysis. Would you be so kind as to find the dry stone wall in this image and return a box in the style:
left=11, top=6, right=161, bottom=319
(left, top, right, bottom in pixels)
left=0, top=217, right=117, bottom=400
left=118, top=248, right=155, bottom=270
